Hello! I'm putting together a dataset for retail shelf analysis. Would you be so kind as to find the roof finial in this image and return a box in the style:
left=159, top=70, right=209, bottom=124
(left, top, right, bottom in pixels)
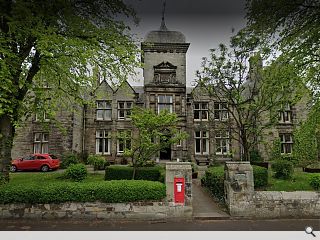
left=160, top=0, right=168, bottom=31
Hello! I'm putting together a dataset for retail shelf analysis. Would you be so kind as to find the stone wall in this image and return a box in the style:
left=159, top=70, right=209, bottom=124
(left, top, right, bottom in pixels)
left=0, top=201, right=192, bottom=220
left=224, top=162, right=320, bottom=219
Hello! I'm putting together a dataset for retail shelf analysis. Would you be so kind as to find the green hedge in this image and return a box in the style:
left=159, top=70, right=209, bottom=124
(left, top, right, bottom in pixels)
left=65, top=164, right=88, bottom=182
left=252, top=165, right=268, bottom=188
left=105, top=166, right=162, bottom=181
left=202, top=166, right=225, bottom=202
left=309, top=175, right=320, bottom=190
left=0, top=180, right=166, bottom=204
left=271, top=160, right=294, bottom=179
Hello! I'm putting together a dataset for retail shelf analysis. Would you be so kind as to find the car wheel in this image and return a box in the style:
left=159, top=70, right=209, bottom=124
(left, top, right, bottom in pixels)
left=11, top=165, right=17, bottom=172
left=41, top=165, right=49, bottom=172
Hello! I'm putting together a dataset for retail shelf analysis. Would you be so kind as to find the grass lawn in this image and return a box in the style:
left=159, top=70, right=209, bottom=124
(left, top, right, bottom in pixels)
left=7, top=171, right=104, bottom=186
left=266, top=169, right=319, bottom=191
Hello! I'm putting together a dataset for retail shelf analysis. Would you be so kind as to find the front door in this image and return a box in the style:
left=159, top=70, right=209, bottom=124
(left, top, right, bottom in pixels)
left=160, top=146, right=171, bottom=160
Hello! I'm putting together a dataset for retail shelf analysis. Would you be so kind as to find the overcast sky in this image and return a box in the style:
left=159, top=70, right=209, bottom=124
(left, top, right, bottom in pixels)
left=124, top=0, right=247, bottom=86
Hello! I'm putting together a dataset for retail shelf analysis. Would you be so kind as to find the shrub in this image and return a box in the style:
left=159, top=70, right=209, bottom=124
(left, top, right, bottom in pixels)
left=65, top=164, right=88, bottom=182
left=0, top=180, right=166, bottom=204
left=202, top=166, right=225, bottom=202
left=271, top=160, right=294, bottom=179
left=309, top=175, right=320, bottom=190
left=61, top=153, right=80, bottom=169
left=252, top=165, right=268, bottom=188
left=88, top=155, right=109, bottom=171
left=105, top=166, right=162, bottom=181
left=250, top=150, right=263, bottom=163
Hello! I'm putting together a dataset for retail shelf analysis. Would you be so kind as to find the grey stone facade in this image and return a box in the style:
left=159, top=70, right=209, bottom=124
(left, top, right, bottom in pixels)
left=11, top=21, right=309, bottom=164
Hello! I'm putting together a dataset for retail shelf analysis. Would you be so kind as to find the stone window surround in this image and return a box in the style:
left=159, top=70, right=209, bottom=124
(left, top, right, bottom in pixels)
left=95, top=130, right=111, bottom=155
left=117, top=101, right=133, bottom=120
left=157, top=94, right=173, bottom=114
left=33, top=132, right=49, bottom=154
left=117, top=130, right=132, bottom=155
left=214, top=102, right=229, bottom=121
left=34, top=98, right=51, bottom=122
left=96, top=100, right=112, bottom=121
left=279, top=103, right=293, bottom=124
left=193, top=102, right=209, bottom=121
left=215, top=130, right=230, bottom=155
left=194, top=130, right=209, bottom=155
left=279, top=133, right=293, bottom=154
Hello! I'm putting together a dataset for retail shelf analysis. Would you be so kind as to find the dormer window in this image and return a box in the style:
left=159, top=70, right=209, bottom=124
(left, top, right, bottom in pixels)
left=153, top=62, right=177, bottom=84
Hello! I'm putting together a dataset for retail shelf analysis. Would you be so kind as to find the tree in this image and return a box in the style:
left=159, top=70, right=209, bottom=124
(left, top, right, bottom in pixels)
left=195, top=34, right=303, bottom=161
left=245, top=0, right=320, bottom=98
left=293, top=101, right=320, bottom=167
left=0, top=0, right=140, bottom=182
left=124, top=107, right=187, bottom=179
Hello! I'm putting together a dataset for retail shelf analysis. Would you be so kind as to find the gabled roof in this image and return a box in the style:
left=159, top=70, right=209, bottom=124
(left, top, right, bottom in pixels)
left=114, top=80, right=136, bottom=94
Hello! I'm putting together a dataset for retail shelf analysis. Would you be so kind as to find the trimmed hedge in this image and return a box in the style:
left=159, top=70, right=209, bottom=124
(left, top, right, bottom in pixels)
left=0, top=180, right=166, bottom=204
left=271, top=160, right=294, bottom=179
left=252, top=165, right=268, bottom=188
left=202, top=166, right=225, bottom=202
left=309, top=175, right=320, bottom=190
left=105, top=166, right=162, bottom=181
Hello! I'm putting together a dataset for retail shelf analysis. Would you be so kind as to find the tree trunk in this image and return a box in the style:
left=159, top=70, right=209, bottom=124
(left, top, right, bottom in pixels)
left=240, top=128, right=250, bottom=162
left=0, top=114, right=15, bottom=183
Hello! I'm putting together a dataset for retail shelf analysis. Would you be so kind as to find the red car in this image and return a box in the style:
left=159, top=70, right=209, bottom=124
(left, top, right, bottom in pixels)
left=11, top=154, right=61, bottom=172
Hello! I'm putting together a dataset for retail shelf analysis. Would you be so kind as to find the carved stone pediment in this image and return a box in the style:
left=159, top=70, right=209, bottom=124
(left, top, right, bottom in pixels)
left=153, top=62, right=177, bottom=84
left=154, top=61, right=177, bottom=70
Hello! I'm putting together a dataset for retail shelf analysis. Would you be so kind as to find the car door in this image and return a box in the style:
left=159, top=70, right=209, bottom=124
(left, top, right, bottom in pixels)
left=35, top=155, right=47, bottom=170
left=19, top=155, right=36, bottom=170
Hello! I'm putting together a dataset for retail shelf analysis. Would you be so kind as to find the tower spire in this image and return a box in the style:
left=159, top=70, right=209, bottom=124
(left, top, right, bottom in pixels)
left=160, top=0, right=168, bottom=31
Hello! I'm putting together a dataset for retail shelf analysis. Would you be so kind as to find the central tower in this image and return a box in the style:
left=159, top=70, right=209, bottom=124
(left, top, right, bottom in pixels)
left=141, top=6, right=190, bottom=161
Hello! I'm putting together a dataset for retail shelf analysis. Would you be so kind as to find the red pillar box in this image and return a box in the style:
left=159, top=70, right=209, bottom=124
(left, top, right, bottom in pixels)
left=174, top=177, right=185, bottom=204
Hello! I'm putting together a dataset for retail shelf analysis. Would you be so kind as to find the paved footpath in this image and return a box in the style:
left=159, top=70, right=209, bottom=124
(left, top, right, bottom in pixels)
left=0, top=219, right=319, bottom=231
left=192, top=179, right=230, bottom=219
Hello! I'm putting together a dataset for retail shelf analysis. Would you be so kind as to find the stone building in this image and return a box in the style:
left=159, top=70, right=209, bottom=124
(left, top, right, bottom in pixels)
left=11, top=20, right=309, bottom=164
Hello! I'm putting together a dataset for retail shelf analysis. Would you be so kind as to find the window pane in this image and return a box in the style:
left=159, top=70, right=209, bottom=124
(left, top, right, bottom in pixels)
left=97, top=102, right=105, bottom=109
left=105, top=101, right=111, bottom=109
left=42, top=143, right=48, bottom=153
left=195, top=139, right=201, bottom=153
left=118, top=102, right=124, bottom=109
left=126, top=102, right=132, bottom=109
left=158, top=95, right=164, bottom=103
left=214, top=111, right=220, bottom=120
left=202, top=103, right=208, bottom=109
left=167, top=96, right=172, bottom=103
left=285, top=134, right=292, bottom=142
left=194, top=103, right=200, bottom=109
left=195, top=131, right=201, bottom=138
left=105, top=110, right=111, bottom=120
left=214, top=103, right=219, bottom=110
left=194, top=111, right=200, bottom=119
left=34, top=143, right=41, bottom=153
left=43, top=133, right=49, bottom=142
left=34, top=133, right=41, bottom=142
left=97, top=110, right=104, bottom=119
left=119, top=110, right=125, bottom=118
left=202, top=131, right=208, bottom=138
left=201, top=111, right=208, bottom=120
left=202, top=139, right=207, bottom=152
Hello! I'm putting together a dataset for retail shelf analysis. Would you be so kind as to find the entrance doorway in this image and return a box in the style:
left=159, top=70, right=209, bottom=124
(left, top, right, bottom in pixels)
left=160, top=134, right=171, bottom=160
left=160, top=146, right=171, bottom=160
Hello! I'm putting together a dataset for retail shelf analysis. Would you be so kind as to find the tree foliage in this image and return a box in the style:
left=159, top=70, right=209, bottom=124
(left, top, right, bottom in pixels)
left=245, top=0, right=320, bottom=98
left=0, top=0, right=140, bottom=182
left=293, top=101, right=320, bottom=167
left=195, top=33, right=304, bottom=161
left=124, top=107, right=187, bottom=179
